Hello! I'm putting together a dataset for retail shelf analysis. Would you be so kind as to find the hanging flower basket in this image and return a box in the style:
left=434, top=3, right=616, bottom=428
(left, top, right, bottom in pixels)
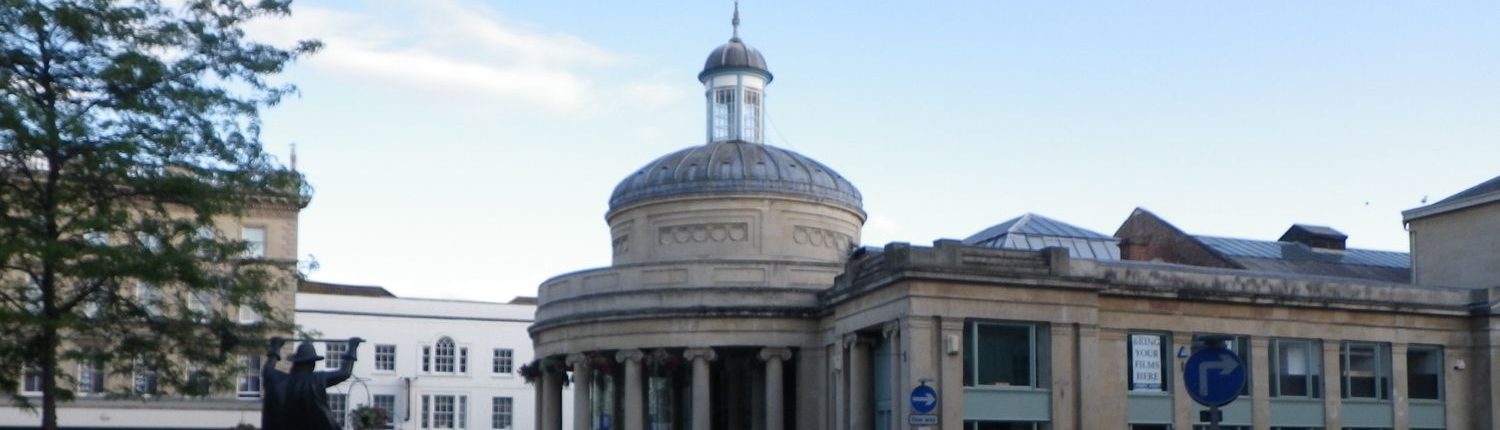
left=348, top=405, right=390, bottom=430
left=519, top=360, right=542, bottom=384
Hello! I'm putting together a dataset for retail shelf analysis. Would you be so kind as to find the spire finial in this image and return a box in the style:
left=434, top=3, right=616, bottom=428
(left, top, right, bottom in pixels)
left=731, top=1, right=741, bottom=40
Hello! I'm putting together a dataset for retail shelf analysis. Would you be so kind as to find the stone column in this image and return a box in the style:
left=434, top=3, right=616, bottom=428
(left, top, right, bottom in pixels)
left=535, top=371, right=545, bottom=430
left=567, top=354, right=593, bottom=430
left=882, top=322, right=901, bottom=430
left=683, top=348, right=717, bottom=430
left=1251, top=337, right=1271, bottom=430
left=1322, top=340, right=1342, bottom=430
left=831, top=342, right=845, bottom=430
left=543, top=362, right=563, bottom=430
left=617, top=349, right=645, bottom=430
left=1390, top=343, right=1408, bottom=430
left=1171, top=332, right=1195, bottom=430
left=759, top=347, right=793, bottom=430
left=846, top=334, right=874, bottom=430
left=1077, top=324, right=1104, bottom=430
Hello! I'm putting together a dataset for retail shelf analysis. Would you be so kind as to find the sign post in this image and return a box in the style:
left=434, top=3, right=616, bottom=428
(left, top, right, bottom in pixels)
left=909, top=382, right=938, bottom=428
left=1182, top=337, right=1246, bottom=430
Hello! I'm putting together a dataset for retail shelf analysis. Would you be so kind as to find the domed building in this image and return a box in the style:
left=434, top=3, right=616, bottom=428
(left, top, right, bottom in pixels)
left=530, top=7, right=863, bottom=430
left=531, top=6, right=1500, bottom=430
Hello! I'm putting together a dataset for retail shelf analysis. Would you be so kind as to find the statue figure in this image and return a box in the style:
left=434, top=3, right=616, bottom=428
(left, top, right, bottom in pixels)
left=261, top=336, right=364, bottom=430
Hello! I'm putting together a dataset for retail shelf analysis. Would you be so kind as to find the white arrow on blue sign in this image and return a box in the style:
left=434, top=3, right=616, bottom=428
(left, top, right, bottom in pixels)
left=1182, top=346, right=1246, bottom=407
left=910, top=384, right=938, bottom=414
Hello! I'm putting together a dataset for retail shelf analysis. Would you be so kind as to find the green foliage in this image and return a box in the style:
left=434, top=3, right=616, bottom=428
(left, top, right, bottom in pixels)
left=348, top=405, right=389, bottom=430
left=0, top=0, right=318, bottom=428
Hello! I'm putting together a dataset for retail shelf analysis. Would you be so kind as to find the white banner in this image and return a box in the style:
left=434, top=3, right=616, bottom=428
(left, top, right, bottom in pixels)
left=1131, top=334, right=1163, bottom=391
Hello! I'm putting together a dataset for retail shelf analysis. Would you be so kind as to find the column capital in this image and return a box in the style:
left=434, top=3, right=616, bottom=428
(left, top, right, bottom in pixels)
left=843, top=333, right=875, bottom=348
left=566, top=353, right=591, bottom=368
left=882, top=321, right=901, bottom=338
left=683, top=347, right=717, bottom=362
left=758, top=347, right=793, bottom=362
left=616, top=349, right=645, bottom=363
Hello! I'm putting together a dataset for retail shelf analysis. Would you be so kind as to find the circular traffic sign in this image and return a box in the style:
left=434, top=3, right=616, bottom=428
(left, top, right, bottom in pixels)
left=1182, top=347, right=1246, bottom=407
left=910, top=384, right=938, bottom=414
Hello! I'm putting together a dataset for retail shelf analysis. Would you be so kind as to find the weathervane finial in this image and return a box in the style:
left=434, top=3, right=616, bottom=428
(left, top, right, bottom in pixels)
left=731, top=1, right=741, bottom=40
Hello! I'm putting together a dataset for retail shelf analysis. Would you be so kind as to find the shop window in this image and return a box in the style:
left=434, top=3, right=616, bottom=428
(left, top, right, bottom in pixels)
left=1406, top=346, right=1442, bottom=400
left=1128, top=332, right=1169, bottom=392
left=1339, top=342, right=1390, bottom=400
left=964, top=321, right=1048, bottom=388
left=1271, top=338, right=1321, bottom=398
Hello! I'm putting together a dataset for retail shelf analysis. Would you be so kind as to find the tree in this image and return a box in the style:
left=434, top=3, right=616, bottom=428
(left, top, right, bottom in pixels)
left=0, top=1, right=318, bottom=428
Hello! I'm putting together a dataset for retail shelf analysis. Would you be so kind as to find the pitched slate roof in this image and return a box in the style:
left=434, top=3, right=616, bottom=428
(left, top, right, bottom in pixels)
left=963, top=213, right=1120, bottom=260
left=1403, top=174, right=1500, bottom=222
left=1194, top=236, right=1410, bottom=283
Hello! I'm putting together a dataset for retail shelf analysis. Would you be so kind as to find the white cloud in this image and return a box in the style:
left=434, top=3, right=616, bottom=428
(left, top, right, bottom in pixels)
left=247, top=0, right=625, bottom=111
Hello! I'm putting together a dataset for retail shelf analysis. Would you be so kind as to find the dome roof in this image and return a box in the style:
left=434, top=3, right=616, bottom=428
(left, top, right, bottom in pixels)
left=699, top=38, right=772, bottom=82
left=609, top=142, right=862, bottom=214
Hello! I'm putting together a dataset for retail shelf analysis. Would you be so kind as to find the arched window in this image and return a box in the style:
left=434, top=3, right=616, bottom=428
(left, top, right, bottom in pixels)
left=435, top=337, right=456, bottom=373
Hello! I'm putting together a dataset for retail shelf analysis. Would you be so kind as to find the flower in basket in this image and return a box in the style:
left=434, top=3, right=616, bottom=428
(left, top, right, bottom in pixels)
left=349, top=405, right=390, bottom=430
left=519, top=360, right=542, bottom=384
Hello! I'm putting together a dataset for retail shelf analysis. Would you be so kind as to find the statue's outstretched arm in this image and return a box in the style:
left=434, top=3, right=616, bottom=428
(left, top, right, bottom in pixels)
left=324, top=337, right=364, bottom=387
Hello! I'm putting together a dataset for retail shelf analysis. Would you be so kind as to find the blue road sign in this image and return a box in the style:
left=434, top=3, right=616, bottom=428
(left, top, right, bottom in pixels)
left=1183, top=346, right=1246, bottom=407
left=910, top=384, right=938, bottom=414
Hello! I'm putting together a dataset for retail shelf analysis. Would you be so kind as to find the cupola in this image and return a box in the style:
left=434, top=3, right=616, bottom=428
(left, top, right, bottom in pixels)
left=700, top=3, right=771, bottom=144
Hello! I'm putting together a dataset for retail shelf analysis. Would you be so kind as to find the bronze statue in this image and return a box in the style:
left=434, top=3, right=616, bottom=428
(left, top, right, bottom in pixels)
left=261, top=336, right=364, bottom=430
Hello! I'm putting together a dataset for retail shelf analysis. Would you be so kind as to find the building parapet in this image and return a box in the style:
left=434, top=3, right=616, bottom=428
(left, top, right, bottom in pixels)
left=828, top=240, right=1493, bottom=316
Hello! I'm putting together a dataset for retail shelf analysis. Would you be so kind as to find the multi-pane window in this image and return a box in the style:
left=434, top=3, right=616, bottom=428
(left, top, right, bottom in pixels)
left=241, top=226, right=266, bottom=258
left=374, top=394, right=397, bottom=427
left=329, top=393, right=348, bottom=428
left=326, top=342, right=348, bottom=369
left=1192, top=333, right=1252, bottom=395
left=963, top=320, right=1048, bottom=388
left=1406, top=345, right=1443, bottom=400
left=423, top=346, right=432, bottom=372
left=964, top=422, right=1046, bottom=430
left=238, top=354, right=262, bottom=398
left=133, top=359, right=158, bottom=395
left=78, top=362, right=105, bottom=395
left=711, top=89, right=737, bottom=142
left=741, top=89, right=762, bottom=142
left=1271, top=338, right=1321, bottom=398
left=491, top=397, right=513, bottom=429
left=460, top=347, right=468, bottom=374
left=238, top=305, right=262, bottom=324
left=423, top=394, right=467, bottom=429
left=137, top=283, right=163, bottom=317
left=1340, top=341, right=1391, bottom=400
left=22, top=364, right=42, bottom=393
left=1127, top=332, right=1168, bottom=392
left=188, top=292, right=213, bottom=322
left=435, top=338, right=456, bottom=373
left=492, top=349, right=513, bottom=374
left=376, top=344, right=397, bottom=371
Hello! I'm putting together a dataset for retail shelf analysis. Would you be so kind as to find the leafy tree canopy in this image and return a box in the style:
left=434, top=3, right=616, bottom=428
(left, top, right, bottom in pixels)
left=0, top=0, right=318, bottom=428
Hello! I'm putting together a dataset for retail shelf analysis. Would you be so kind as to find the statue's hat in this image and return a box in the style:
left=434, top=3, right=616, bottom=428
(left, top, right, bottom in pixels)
left=289, top=341, right=324, bottom=363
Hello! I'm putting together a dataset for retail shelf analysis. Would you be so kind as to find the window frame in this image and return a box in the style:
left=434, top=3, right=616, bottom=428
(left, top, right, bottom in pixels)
left=1406, top=344, right=1443, bottom=401
left=963, top=320, right=1046, bottom=389
left=1340, top=341, right=1391, bottom=400
left=329, top=393, right=348, bottom=428
left=423, top=393, right=468, bottom=429
left=1270, top=338, right=1321, bottom=399
left=491, top=396, right=513, bottom=429
left=491, top=348, right=513, bottom=375
left=21, top=364, right=43, bottom=395
left=133, top=359, right=159, bottom=396
left=240, top=225, right=267, bottom=258
left=375, top=344, right=397, bottom=372
left=374, top=394, right=397, bottom=427
left=325, top=341, right=349, bottom=369
left=237, top=354, right=262, bottom=398
left=77, top=361, right=105, bottom=396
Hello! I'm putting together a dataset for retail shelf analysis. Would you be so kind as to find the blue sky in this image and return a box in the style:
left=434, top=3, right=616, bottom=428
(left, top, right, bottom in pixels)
left=249, top=1, right=1500, bottom=301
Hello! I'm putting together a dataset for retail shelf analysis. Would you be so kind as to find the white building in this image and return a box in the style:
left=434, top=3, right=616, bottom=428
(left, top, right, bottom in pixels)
left=296, top=282, right=568, bottom=430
